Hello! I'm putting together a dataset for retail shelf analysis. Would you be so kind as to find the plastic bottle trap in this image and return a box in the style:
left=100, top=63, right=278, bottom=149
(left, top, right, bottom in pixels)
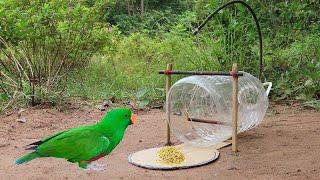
left=128, top=72, right=271, bottom=170
left=128, top=0, right=269, bottom=170
left=168, top=72, right=270, bottom=147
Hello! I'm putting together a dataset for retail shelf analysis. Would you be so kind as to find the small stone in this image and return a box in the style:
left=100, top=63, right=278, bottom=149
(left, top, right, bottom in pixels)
left=18, top=108, right=26, bottom=114
left=0, top=143, right=9, bottom=148
left=101, top=101, right=110, bottom=107
left=17, top=117, right=27, bottom=123
left=139, top=140, right=142, bottom=143
left=96, top=105, right=106, bottom=111
left=5, top=111, right=13, bottom=116
left=227, top=167, right=238, bottom=170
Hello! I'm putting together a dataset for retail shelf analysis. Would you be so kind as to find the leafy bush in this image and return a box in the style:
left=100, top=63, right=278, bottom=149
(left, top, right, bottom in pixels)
left=0, top=0, right=111, bottom=60
left=264, top=33, right=320, bottom=101
left=0, top=0, right=114, bottom=110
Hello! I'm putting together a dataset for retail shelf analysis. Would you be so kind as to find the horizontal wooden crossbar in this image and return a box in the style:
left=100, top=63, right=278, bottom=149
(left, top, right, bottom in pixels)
left=159, top=70, right=243, bottom=76
left=187, top=117, right=230, bottom=126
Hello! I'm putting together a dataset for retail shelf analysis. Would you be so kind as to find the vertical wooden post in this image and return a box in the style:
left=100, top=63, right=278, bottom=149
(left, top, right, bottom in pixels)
left=231, top=63, right=239, bottom=153
left=165, top=64, right=173, bottom=146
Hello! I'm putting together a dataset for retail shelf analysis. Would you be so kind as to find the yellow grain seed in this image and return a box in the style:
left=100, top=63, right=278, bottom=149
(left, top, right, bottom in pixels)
left=157, top=146, right=185, bottom=165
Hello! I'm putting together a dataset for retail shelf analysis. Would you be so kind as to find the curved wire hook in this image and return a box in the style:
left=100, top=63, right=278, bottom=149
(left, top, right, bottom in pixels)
left=192, top=0, right=263, bottom=79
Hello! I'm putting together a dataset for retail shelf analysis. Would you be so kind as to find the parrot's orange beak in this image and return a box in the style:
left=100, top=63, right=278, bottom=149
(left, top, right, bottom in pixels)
left=130, top=113, right=137, bottom=125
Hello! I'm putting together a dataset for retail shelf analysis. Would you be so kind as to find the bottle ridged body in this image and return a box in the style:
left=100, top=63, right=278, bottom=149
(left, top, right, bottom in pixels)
left=168, top=72, right=268, bottom=147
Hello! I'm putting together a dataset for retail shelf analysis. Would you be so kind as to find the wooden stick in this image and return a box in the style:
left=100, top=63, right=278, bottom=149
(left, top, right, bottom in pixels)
left=165, top=64, right=173, bottom=146
left=159, top=70, right=243, bottom=76
left=231, top=63, right=239, bottom=153
left=187, top=117, right=230, bottom=126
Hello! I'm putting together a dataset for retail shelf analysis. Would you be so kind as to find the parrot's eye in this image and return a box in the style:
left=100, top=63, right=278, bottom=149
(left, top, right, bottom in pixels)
left=125, top=114, right=129, bottom=118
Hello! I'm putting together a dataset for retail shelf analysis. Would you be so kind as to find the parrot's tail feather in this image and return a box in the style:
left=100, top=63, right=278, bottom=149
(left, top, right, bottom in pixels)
left=25, top=145, right=37, bottom=150
left=15, top=152, right=39, bottom=165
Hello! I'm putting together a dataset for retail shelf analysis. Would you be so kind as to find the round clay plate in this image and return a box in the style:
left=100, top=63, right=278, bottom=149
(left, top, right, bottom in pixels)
left=128, top=143, right=224, bottom=170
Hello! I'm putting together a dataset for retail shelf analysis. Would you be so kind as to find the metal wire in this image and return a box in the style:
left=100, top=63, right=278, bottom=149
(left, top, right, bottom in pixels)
left=192, top=0, right=263, bottom=79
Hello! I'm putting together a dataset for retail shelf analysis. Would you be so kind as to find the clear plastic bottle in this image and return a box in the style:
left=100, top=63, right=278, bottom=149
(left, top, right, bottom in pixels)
left=167, top=72, right=271, bottom=147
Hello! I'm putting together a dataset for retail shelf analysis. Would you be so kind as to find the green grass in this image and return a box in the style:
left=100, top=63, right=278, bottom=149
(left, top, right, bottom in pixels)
left=65, top=31, right=319, bottom=109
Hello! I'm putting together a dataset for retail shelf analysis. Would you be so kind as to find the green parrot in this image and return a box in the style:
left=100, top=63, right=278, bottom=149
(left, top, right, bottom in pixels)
left=15, top=108, right=137, bottom=169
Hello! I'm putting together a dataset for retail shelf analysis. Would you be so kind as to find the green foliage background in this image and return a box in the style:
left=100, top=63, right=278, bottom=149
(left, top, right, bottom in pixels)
left=0, top=0, right=319, bottom=110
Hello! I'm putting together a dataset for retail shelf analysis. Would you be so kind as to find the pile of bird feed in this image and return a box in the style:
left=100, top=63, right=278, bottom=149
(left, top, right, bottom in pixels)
left=156, top=146, right=185, bottom=165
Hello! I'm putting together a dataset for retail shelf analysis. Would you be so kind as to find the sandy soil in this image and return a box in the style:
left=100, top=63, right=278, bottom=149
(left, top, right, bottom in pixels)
left=0, top=104, right=319, bottom=180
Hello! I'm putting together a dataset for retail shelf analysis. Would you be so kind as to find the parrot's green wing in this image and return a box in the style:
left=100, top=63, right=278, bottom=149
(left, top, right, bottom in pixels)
left=36, top=127, right=110, bottom=163
left=26, top=131, right=66, bottom=148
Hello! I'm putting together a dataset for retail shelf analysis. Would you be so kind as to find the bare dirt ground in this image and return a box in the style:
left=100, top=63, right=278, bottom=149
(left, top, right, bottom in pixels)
left=0, top=104, right=320, bottom=180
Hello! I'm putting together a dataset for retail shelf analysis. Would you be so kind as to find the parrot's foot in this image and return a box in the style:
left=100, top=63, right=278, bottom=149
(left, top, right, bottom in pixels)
left=85, top=162, right=106, bottom=172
